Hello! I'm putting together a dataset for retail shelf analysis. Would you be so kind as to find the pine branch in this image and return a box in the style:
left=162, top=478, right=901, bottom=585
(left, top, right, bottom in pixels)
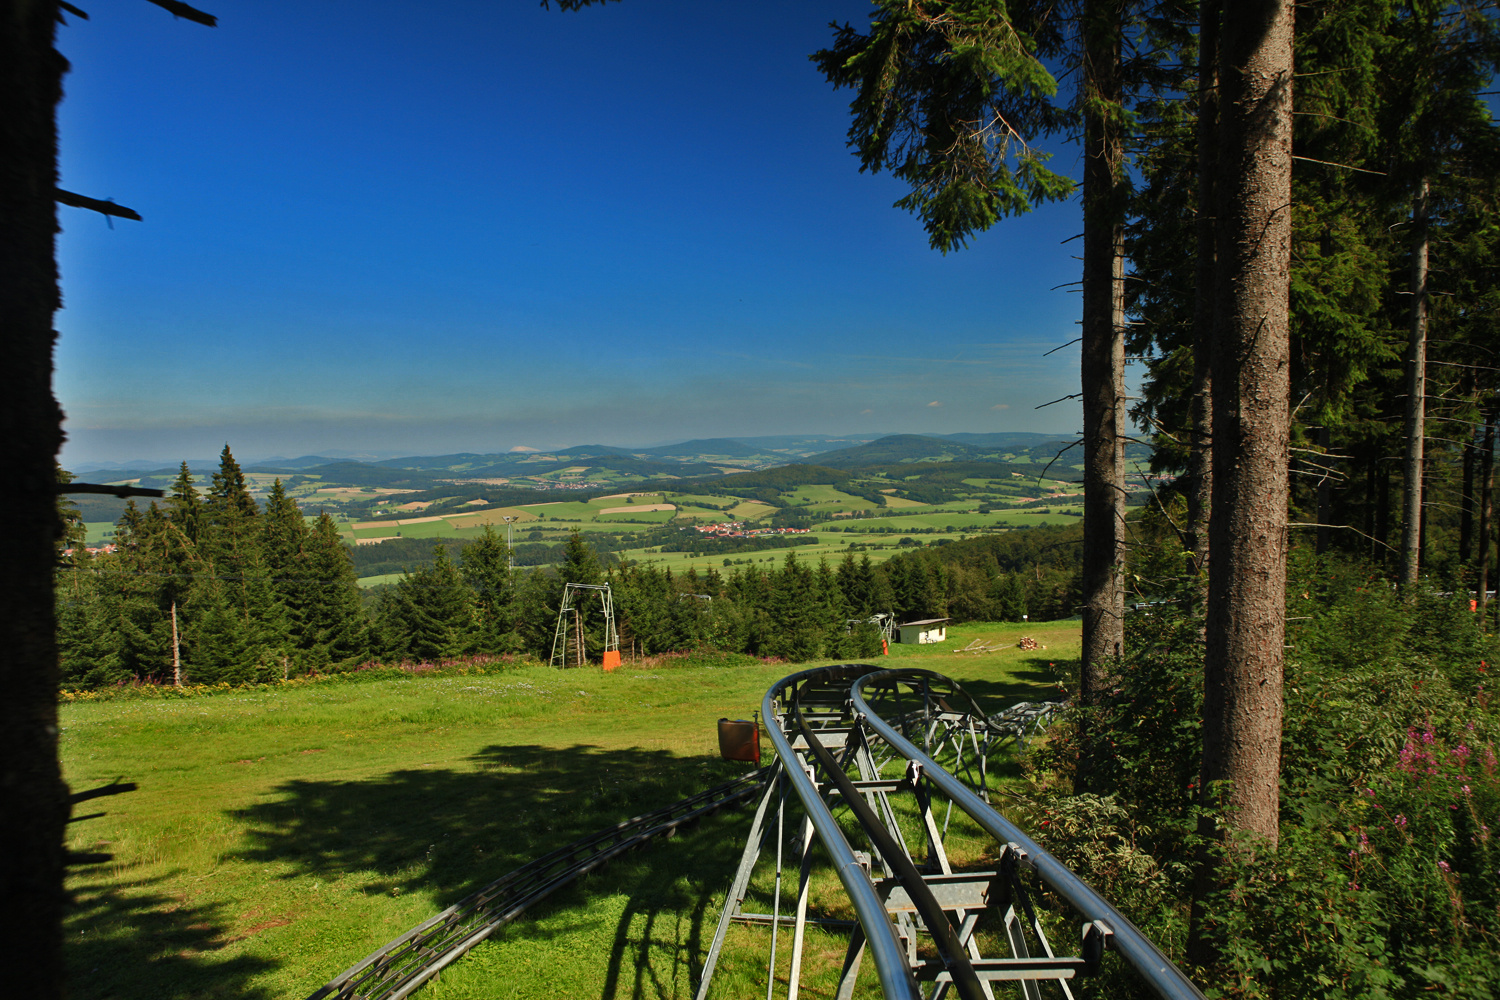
left=59, top=2, right=89, bottom=19
left=59, top=483, right=165, bottom=499
left=1290, top=154, right=1386, bottom=176
left=143, top=0, right=217, bottom=26
left=55, top=189, right=141, bottom=221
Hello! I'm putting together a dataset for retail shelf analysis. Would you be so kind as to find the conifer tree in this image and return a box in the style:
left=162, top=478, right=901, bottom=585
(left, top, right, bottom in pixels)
left=168, top=462, right=203, bottom=544
left=378, top=546, right=473, bottom=662
left=558, top=528, right=603, bottom=585
left=461, top=526, right=517, bottom=653
left=301, top=513, right=368, bottom=668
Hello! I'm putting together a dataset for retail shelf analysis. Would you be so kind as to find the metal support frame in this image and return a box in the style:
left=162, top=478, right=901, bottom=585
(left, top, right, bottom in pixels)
left=548, top=582, right=619, bottom=669
left=695, top=665, right=1201, bottom=1000
left=845, top=612, right=896, bottom=647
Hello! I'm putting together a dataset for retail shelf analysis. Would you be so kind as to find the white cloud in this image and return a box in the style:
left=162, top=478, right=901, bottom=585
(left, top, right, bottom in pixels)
left=991, top=403, right=1011, bottom=411
left=927, top=401, right=942, bottom=408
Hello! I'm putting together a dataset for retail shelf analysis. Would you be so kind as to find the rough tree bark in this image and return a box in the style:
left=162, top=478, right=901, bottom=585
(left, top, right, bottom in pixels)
left=1079, top=0, right=1128, bottom=715
left=0, top=2, right=70, bottom=996
left=1401, top=177, right=1430, bottom=589
left=1190, top=0, right=1293, bottom=965
left=1187, top=0, right=1221, bottom=592
left=1479, top=413, right=1494, bottom=623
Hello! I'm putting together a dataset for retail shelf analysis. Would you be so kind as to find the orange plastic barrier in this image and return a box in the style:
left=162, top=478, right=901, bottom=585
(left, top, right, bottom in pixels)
left=602, top=650, right=621, bottom=671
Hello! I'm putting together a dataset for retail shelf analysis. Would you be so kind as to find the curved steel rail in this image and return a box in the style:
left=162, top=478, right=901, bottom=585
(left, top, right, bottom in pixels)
left=760, top=665, right=924, bottom=999
left=305, top=663, right=1199, bottom=1000
left=696, top=664, right=1203, bottom=1000
left=306, top=766, right=770, bottom=1000
left=851, top=668, right=1204, bottom=1000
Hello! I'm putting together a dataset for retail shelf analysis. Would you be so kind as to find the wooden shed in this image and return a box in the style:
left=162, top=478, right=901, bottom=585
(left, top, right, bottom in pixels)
left=896, top=618, right=951, bottom=645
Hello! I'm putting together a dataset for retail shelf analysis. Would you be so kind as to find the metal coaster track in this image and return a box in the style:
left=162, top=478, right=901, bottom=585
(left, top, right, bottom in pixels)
left=305, top=767, right=770, bottom=1000
left=306, top=663, right=1200, bottom=1000
left=695, top=664, right=1204, bottom=1000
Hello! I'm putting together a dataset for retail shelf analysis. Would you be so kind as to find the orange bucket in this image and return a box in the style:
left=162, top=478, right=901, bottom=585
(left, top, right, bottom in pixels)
left=717, top=718, right=761, bottom=764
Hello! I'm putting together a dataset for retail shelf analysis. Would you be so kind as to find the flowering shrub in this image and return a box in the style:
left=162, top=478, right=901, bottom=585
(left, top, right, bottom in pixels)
left=1024, top=553, right=1500, bottom=998
left=1353, top=726, right=1499, bottom=966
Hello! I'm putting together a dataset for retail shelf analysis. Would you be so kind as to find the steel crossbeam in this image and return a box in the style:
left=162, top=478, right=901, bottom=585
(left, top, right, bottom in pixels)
left=695, top=665, right=1202, bottom=1000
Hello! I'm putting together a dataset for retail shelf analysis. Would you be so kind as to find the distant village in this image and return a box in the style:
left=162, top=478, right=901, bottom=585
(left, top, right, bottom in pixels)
left=690, top=521, right=812, bottom=538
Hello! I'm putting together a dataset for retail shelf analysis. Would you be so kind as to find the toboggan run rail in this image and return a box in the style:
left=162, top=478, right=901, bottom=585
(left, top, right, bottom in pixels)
left=305, top=767, right=770, bottom=1000
left=307, top=665, right=1202, bottom=1000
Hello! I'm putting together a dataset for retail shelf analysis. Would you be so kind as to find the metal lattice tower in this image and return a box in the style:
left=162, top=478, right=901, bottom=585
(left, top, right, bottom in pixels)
left=549, top=582, right=620, bottom=669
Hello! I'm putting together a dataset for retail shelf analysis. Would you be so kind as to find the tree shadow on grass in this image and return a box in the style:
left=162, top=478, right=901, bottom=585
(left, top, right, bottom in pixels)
left=233, top=744, right=760, bottom=997
left=65, top=869, right=277, bottom=1000
left=957, top=656, right=1075, bottom=710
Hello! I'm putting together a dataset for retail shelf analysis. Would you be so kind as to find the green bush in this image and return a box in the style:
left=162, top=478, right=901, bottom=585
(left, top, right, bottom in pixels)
left=1027, top=553, right=1500, bottom=998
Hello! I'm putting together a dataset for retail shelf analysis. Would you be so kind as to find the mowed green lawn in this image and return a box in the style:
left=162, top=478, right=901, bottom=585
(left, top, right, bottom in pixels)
left=60, top=622, right=1077, bottom=1000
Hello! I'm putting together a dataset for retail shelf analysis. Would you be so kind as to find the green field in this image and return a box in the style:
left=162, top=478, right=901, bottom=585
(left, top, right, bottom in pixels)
left=84, top=466, right=1086, bottom=580
left=60, top=623, right=1078, bottom=999
left=783, top=485, right=877, bottom=511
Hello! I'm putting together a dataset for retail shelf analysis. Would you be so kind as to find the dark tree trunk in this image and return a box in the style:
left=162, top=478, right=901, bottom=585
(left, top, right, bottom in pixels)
left=1187, top=0, right=1221, bottom=595
left=1078, top=0, right=1128, bottom=720
left=1190, top=0, right=1293, bottom=967
left=1377, top=460, right=1391, bottom=568
left=1478, top=414, right=1494, bottom=623
left=1316, top=426, right=1332, bottom=555
left=0, top=2, right=70, bottom=996
left=1461, top=377, right=1476, bottom=565
left=1401, top=178, right=1430, bottom=589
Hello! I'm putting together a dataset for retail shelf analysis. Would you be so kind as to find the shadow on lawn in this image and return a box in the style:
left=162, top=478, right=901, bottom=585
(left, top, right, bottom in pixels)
left=956, top=656, right=1074, bottom=710
left=65, top=870, right=277, bottom=1000
left=234, top=743, right=758, bottom=998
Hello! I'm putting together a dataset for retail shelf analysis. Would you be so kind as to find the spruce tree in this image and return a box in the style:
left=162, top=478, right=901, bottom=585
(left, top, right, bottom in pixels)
left=461, top=526, right=517, bottom=653
left=301, top=513, right=368, bottom=669
left=558, top=529, right=602, bottom=585
left=378, top=545, right=472, bottom=662
left=167, top=462, right=203, bottom=545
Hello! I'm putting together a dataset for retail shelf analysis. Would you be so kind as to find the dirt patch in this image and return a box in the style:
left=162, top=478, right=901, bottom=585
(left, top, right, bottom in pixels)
left=225, top=916, right=294, bottom=943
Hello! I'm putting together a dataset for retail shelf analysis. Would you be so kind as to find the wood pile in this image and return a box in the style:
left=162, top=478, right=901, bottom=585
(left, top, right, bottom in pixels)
left=1017, top=636, right=1041, bottom=650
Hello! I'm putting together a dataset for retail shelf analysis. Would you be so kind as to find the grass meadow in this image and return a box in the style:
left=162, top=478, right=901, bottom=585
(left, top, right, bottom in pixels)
left=60, top=622, right=1077, bottom=1000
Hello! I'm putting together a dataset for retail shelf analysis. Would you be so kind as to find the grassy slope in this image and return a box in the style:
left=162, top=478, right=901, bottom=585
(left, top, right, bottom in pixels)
left=60, top=622, right=1077, bottom=1000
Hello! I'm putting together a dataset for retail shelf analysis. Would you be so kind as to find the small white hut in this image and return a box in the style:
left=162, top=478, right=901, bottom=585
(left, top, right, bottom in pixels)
left=896, top=618, right=950, bottom=645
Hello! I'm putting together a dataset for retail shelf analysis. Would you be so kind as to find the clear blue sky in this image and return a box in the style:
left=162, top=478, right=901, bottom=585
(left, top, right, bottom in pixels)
left=54, top=0, right=1091, bottom=468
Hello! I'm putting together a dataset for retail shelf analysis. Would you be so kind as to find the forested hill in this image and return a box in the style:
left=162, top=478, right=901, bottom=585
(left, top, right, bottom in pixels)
left=808, top=434, right=991, bottom=467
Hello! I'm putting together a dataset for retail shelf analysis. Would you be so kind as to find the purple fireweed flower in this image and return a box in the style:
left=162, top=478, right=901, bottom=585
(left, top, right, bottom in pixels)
left=1438, top=860, right=1452, bottom=873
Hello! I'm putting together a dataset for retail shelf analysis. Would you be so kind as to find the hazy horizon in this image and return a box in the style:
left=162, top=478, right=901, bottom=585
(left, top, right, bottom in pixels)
left=62, top=428, right=1079, bottom=474
left=54, top=1, right=1104, bottom=471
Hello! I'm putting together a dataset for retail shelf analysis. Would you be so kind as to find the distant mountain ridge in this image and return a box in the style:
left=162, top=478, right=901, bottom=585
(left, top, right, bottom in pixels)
left=66, top=429, right=1075, bottom=480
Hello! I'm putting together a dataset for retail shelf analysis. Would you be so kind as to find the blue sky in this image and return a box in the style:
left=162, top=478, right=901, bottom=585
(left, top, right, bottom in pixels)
left=54, top=0, right=1090, bottom=467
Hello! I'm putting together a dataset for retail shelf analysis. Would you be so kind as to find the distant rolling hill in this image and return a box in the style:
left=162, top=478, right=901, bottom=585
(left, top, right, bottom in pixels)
left=939, top=432, right=1077, bottom=451
left=640, top=438, right=763, bottom=459
left=806, top=434, right=986, bottom=468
